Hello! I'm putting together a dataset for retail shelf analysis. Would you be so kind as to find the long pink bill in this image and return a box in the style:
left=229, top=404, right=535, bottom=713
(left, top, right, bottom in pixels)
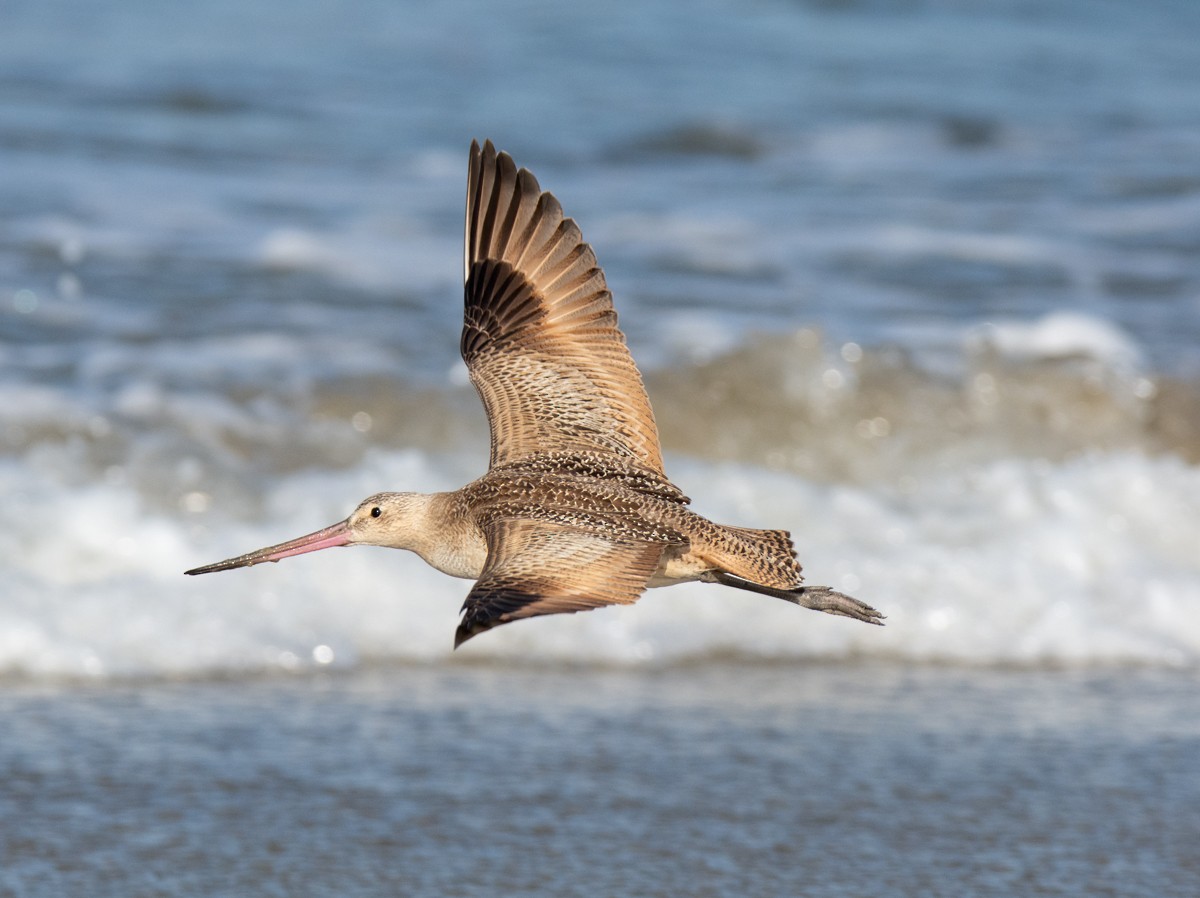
left=185, top=519, right=352, bottom=575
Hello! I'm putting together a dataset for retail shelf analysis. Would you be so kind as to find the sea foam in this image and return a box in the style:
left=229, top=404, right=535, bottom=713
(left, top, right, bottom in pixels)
left=3, top=295, right=1197, bottom=679
left=2, top=439, right=1197, bottom=679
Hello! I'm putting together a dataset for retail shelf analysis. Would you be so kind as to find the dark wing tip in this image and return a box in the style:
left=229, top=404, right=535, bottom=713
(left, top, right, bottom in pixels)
left=453, top=600, right=513, bottom=649
left=453, top=584, right=529, bottom=649
left=454, top=581, right=568, bottom=649
left=453, top=618, right=489, bottom=649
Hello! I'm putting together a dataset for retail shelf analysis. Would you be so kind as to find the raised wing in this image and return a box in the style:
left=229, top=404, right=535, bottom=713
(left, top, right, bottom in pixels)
left=462, top=139, right=667, bottom=474
left=455, top=518, right=670, bottom=647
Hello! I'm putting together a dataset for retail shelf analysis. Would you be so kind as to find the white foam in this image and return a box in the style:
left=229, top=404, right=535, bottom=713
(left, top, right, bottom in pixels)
left=966, top=311, right=1143, bottom=367
left=256, top=218, right=457, bottom=295
left=2, top=444, right=1197, bottom=679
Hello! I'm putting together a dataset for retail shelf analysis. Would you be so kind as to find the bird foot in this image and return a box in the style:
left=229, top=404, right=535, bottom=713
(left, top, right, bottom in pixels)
left=703, top=571, right=885, bottom=625
left=786, top=586, right=886, bottom=625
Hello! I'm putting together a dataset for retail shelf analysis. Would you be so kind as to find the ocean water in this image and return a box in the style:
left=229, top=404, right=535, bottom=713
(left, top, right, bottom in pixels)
left=2, top=0, right=1199, bottom=894
left=3, top=665, right=1198, bottom=898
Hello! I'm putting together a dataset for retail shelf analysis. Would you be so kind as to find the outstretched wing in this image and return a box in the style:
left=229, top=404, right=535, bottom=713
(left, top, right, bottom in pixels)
left=455, top=518, right=669, bottom=648
left=462, top=139, right=666, bottom=474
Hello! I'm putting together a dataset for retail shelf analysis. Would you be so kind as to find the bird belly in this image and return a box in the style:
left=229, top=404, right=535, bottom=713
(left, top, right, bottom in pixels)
left=647, top=546, right=713, bottom=588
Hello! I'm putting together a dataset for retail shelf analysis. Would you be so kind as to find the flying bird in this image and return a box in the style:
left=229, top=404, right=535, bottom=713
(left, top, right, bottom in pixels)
left=186, top=140, right=884, bottom=647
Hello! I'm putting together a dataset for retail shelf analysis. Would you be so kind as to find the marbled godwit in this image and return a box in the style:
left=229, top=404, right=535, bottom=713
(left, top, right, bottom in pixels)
left=186, top=140, right=884, bottom=647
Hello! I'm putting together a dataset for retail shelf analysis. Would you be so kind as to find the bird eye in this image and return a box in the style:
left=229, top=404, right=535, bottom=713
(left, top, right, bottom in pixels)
left=370, top=507, right=382, bottom=518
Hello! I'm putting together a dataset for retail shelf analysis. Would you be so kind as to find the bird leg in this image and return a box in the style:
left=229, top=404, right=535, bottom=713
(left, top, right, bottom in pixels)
left=701, top=571, right=885, bottom=625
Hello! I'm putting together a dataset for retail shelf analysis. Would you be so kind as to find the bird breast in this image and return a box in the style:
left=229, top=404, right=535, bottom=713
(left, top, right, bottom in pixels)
left=419, top=536, right=488, bottom=581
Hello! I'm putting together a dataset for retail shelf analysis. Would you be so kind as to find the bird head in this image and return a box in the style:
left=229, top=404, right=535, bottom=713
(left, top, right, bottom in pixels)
left=185, top=491, right=431, bottom=575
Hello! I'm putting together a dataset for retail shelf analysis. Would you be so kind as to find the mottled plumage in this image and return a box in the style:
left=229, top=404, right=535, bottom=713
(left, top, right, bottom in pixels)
left=186, top=140, right=884, bottom=646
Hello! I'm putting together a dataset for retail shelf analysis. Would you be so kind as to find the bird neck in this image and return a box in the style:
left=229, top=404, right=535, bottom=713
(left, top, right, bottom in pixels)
left=404, top=491, right=487, bottom=580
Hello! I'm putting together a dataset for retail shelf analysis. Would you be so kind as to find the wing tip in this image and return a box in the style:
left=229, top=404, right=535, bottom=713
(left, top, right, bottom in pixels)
left=454, top=610, right=502, bottom=649
left=453, top=623, right=481, bottom=649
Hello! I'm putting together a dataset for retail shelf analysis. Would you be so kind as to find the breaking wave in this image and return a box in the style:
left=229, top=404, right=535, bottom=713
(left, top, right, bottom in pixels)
left=3, top=319, right=1198, bottom=679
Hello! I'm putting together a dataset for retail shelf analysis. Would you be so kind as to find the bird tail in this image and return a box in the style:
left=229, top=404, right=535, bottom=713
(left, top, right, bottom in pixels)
left=705, top=525, right=802, bottom=591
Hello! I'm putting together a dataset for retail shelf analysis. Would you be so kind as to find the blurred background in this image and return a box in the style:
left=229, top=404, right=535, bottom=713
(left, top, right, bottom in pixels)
left=1, top=1, right=1198, bottom=894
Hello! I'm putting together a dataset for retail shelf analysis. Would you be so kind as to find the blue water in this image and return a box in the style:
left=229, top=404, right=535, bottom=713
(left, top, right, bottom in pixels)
left=2, top=1, right=1200, bottom=894
left=5, top=0, right=1200, bottom=374
left=3, top=665, right=1198, bottom=898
